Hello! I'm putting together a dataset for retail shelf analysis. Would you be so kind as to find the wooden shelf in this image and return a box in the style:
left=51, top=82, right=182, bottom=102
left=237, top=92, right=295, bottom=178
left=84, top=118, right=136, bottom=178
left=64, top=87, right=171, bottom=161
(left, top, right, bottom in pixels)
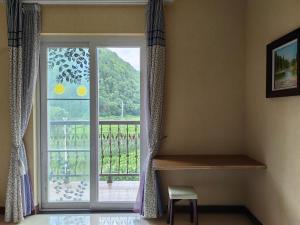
left=152, top=154, right=266, bottom=171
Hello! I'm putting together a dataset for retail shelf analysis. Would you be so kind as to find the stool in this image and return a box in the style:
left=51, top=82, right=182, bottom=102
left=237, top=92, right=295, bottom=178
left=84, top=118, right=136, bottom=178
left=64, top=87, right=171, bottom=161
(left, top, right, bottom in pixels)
left=167, top=186, right=198, bottom=225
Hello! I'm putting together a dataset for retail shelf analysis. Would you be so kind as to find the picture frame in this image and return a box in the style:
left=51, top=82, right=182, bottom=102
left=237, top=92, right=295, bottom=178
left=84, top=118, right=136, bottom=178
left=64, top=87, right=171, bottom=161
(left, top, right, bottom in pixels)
left=266, top=28, right=300, bottom=98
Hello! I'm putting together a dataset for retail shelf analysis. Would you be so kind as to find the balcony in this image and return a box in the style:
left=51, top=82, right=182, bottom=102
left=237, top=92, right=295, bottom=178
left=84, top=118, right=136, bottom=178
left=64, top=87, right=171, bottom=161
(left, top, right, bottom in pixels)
left=47, top=120, right=140, bottom=203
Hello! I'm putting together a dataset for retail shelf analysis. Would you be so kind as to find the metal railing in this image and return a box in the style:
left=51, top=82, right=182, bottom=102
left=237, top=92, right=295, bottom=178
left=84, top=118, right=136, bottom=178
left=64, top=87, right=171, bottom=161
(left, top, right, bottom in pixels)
left=48, top=120, right=140, bottom=183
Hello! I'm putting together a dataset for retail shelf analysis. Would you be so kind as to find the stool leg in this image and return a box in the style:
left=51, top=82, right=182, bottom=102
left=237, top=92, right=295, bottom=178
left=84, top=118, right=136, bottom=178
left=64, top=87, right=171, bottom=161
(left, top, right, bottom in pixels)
left=170, top=199, right=175, bottom=225
left=167, top=199, right=171, bottom=224
left=190, top=200, right=194, bottom=223
left=192, top=200, right=198, bottom=225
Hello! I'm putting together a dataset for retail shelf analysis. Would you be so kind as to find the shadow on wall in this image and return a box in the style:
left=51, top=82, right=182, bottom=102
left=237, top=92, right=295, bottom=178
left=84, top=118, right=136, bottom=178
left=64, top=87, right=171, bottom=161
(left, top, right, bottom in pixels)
left=247, top=169, right=300, bottom=225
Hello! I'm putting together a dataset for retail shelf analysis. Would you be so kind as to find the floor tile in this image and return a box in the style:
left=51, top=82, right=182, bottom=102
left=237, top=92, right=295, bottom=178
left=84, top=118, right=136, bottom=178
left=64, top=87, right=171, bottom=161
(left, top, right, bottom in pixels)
left=0, top=213, right=253, bottom=225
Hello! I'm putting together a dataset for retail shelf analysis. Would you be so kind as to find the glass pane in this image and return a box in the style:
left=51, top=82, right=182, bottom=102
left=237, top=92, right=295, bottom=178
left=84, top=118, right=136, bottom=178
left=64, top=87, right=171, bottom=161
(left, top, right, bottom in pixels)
left=97, top=47, right=140, bottom=202
left=47, top=47, right=90, bottom=99
left=47, top=47, right=90, bottom=202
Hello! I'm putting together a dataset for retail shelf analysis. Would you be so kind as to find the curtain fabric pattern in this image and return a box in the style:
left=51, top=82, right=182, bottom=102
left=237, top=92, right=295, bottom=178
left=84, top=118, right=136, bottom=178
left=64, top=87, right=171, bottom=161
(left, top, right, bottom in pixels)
left=135, top=0, right=165, bottom=218
left=5, top=1, right=40, bottom=223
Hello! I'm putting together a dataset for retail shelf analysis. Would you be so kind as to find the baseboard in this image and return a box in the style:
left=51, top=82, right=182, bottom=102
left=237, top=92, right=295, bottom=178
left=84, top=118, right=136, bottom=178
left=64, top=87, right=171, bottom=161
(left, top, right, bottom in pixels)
left=175, top=205, right=246, bottom=214
left=0, top=205, right=39, bottom=216
left=174, top=205, right=263, bottom=225
left=244, top=207, right=263, bottom=225
left=0, top=205, right=263, bottom=225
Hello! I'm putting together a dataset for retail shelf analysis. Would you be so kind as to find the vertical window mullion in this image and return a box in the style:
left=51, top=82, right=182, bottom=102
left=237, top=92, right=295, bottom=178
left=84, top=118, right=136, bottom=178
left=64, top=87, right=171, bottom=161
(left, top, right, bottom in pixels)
left=89, top=42, right=99, bottom=208
left=40, top=44, right=48, bottom=209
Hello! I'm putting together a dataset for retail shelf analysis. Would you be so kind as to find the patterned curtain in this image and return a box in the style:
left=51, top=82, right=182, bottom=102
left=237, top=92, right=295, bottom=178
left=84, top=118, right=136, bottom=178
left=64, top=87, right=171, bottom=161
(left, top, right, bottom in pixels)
left=135, top=0, right=165, bottom=218
left=5, top=1, right=40, bottom=223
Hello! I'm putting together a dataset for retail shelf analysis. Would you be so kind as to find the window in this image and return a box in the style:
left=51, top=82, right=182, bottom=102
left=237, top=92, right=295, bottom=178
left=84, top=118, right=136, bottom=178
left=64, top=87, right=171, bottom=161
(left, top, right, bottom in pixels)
left=40, top=36, right=146, bottom=210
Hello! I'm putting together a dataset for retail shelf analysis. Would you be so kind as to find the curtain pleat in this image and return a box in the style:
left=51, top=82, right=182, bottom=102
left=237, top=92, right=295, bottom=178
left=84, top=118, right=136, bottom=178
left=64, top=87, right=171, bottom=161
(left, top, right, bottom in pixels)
left=5, top=1, right=40, bottom=223
left=135, top=0, right=165, bottom=218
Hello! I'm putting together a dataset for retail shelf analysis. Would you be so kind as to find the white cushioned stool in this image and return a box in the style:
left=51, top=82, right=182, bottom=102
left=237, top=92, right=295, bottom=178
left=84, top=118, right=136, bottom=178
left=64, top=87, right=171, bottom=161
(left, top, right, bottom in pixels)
left=167, top=186, right=198, bottom=225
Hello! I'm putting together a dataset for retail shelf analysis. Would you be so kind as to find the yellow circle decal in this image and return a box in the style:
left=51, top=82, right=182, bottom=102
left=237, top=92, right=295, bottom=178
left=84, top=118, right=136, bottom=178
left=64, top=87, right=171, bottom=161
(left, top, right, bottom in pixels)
left=77, top=85, right=87, bottom=97
left=54, top=83, right=65, bottom=95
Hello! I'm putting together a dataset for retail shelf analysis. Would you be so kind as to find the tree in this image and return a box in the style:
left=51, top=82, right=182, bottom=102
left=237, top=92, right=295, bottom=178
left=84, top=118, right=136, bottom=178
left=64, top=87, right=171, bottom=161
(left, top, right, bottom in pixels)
left=48, top=47, right=140, bottom=120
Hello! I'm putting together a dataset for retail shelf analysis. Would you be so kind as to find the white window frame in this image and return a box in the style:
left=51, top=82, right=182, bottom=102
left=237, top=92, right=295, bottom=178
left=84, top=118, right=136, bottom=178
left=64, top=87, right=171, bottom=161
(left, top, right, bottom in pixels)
left=39, top=35, right=147, bottom=211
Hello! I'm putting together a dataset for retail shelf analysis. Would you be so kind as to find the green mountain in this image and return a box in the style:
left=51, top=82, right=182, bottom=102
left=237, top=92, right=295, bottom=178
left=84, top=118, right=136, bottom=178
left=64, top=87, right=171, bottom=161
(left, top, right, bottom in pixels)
left=47, top=48, right=140, bottom=121
left=98, top=49, right=140, bottom=118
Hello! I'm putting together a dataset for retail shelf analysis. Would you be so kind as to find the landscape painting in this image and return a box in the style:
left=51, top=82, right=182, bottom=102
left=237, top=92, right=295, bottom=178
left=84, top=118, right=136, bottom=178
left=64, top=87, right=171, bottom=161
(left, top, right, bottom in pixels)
left=272, top=39, right=298, bottom=91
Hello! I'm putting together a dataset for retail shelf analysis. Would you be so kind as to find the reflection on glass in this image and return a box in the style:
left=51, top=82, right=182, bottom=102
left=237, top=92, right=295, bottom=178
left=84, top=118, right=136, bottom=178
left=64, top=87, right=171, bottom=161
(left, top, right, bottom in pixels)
left=47, top=48, right=90, bottom=202
left=49, top=215, right=90, bottom=225
left=46, top=214, right=140, bottom=225
left=98, top=214, right=141, bottom=225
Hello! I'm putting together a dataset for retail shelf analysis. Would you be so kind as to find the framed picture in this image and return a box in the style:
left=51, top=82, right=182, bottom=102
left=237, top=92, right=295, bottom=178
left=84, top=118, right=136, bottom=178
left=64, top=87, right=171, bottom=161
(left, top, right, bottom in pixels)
left=266, top=28, right=300, bottom=98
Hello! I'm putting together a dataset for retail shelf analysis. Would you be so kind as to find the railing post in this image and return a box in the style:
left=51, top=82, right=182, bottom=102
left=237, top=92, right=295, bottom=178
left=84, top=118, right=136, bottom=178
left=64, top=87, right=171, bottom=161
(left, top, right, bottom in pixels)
left=135, top=124, right=138, bottom=173
left=107, top=175, right=112, bottom=184
left=63, top=117, right=68, bottom=182
left=126, top=124, right=129, bottom=174
left=118, top=124, right=121, bottom=175
left=49, top=120, right=140, bottom=186
left=108, top=124, right=113, bottom=184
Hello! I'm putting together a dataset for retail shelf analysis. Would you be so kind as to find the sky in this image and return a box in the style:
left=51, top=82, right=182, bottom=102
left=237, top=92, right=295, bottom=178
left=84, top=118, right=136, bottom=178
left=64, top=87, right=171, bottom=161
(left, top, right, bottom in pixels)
left=108, top=48, right=140, bottom=71
left=275, top=40, right=297, bottom=61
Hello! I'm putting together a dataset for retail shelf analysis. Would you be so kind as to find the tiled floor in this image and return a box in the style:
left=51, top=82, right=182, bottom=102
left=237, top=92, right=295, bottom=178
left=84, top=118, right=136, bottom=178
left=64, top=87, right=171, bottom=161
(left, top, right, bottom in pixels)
left=0, top=213, right=254, bottom=225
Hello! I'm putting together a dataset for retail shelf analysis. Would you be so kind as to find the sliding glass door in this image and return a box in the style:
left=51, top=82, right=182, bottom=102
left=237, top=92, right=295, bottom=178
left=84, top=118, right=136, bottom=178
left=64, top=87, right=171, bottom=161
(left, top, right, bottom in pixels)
left=40, top=37, right=145, bottom=210
left=97, top=47, right=141, bottom=204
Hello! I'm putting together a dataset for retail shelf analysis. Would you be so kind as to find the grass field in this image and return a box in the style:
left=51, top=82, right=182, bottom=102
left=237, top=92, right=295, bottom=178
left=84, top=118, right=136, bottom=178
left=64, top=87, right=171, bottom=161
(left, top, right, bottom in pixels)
left=48, top=123, right=140, bottom=183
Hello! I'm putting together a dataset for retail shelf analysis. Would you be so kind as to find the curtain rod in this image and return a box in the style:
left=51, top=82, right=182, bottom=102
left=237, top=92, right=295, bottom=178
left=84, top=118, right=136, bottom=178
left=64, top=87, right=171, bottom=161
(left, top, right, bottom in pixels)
left=40, top=33, right=145, bottom=36
left=0, top=0, right=173, bottom=5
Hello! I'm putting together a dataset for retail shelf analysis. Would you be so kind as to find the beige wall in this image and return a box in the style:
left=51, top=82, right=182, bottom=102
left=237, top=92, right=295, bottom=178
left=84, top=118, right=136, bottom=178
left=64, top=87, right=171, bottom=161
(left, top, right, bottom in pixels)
left=0, top=0, right=246, bottom=207
left=41, top=5, right=145, bottom=34
left=161, top=0, right=246, bottom=204
left=0, top=3, right=10, bottom=207
left=245, top=0, right=300, bottom=224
